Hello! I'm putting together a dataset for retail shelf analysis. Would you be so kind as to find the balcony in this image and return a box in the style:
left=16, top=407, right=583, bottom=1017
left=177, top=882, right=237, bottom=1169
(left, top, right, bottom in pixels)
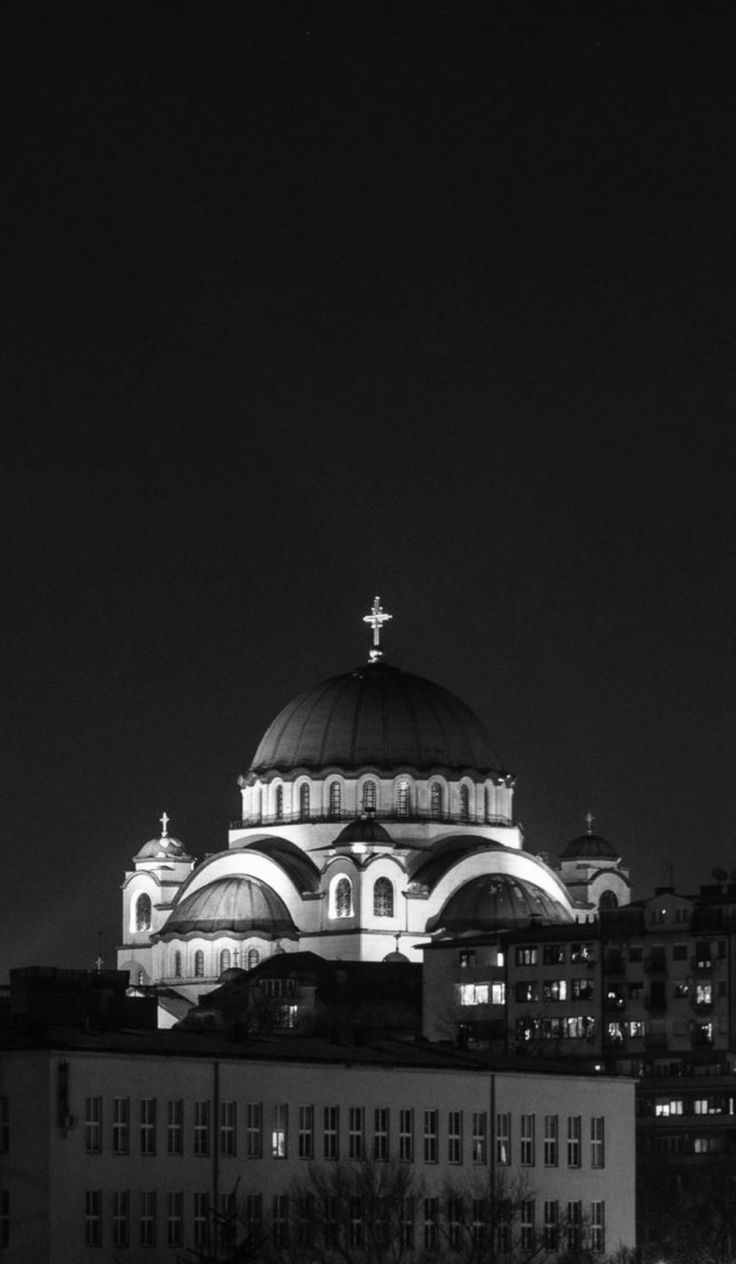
left=231, top=808, right=514, bottom=829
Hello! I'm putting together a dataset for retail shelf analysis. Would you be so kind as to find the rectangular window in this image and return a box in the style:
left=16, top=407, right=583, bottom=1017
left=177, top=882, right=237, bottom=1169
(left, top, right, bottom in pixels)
left=472, top=1111, right=487, bottom=1163
left=399, top=1109, right=414, bottom=1162
left=272, top=1104, right=288, bottom=1159
left=220, top=1100, right=237, bottom=1156
left=323, top=1196, right=338, bottom=1247
left=424, top=1197, right=438, bottom=1250
left=245, top=1193, right=263, bottom=1241
left=323, top=1106, right=339, bottom=1159
left=459, top=949, right=475, bottom=968
left=520, top=1113, right=535, bottom=1166
left=112, top=1097, right=129, bottom=1155
left=567, top=1200, right=582, bottom=1252
left=0, top=1098, right=7, bottom=1154
left=515, top=980, right=539, bottom=1002
left=400, top=1198, right=414, bottom=1249
left=567, top=1115, right=581, bottom=1168
left=349, top=1107, right=365, bottom=1159
left=296, top=1194, right=315, bottom=1248
left=374, top=1107, right=389, bottom=1160
left=0, top=1190, right=8, bottom=1250
left=349, top=1196, right=364, bottom=1248
left=298, top=1105, right=314, bottom=1159
left=520, top=1199, right=535, bottom=1251
left=272, top=1194, right=289, bottom=1247
left=85, top=1190, right=101, bottom=1247
left=515, top=946, right=538, bottom=966
left=543, top=943, right=566, bottom=964
left=544, top=1114, right=558, bottom=1166
left=447, top=1196, right=462, bottom=1250
left=194, top=1192, right=210, bottom=1251
left=194, top=1101, right=210, bottom=1156
left=423, top=1109, right=438, bottom=1163
left=544, top=1199, right=559, bottom=1250
left=542, top=978, right=568, bottom=1001
left=655, top=1098, right=683, bottom=1117
left=673, top=943, right=688, bottom=961
left=591, top=1116, right=605, bottom=1168
left=496, top=1200, right=511, bottom=1254
left=591, top=1201, right=606, bottom=1253
left=85, top=1096, right=102, bottom=1153
left=140, top=1098, right=156, bottom=1156
left=448, top=1110, right=462, bottom=1164
left=166, top=1193, right=183, bottom=1248
left=140, top=1191, right=156, bottom=1248
left=697, top=982, right=713, bottom=1005
left=572, top=977, right=594, bottom=1000
left=496, top=1112, right=511, bottom=1164
left=246, top=1102, right=263, bottom=1158
left=112, top=1190, right=129, bottom=1249
left=472, top=1198, right=488, bottom=1248
left=167, top=1099, right=183, bottom=1155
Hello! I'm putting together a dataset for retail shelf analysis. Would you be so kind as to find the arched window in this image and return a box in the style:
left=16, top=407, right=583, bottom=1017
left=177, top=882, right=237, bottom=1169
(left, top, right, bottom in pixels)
left=275, top=785, right=283, bottom=821
left=174, top=950, right=182, bottom=979
left=220, top=948, right=231, bottom=974
left=329, top=781, right=342, bottom=818
left=460, top=785, right=470, bottom=822
left=335, top=877, right=352, bottom=918
left=396, top=780, right=410, bottom=817
left=430, top=782, right=443, bottom=818
left=373, top=876, right=394, bottom=918
left=136, top=893, right=152, bottom=932
left=194, top=950, right=205, bottom=979
left=599, top=890, right=619, bottom=910
left=299, top=784, right=310, bottom=820
left=247, top=947, right=260, bottom=971
left=363, top=780, right=377, bottom=813
left=137, top=970, right=145, bottom=986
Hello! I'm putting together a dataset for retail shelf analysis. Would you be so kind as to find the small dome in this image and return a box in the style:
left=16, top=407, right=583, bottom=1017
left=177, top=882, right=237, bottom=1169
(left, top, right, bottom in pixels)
left=428, top=874, right=574, bottom=935
left=161, top=877, right=297, bottom=939
left=135, top=835, right=187, bottom=860
left=248, top=661, right=503, bottom=776
left=334, top=817, right=394, bottom=846
left=560, top=833, right=620, bottom=861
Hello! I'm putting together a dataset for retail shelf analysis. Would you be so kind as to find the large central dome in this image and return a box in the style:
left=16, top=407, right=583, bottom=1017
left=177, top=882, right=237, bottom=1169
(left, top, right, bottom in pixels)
left=250, top=661, right=502, bottom=776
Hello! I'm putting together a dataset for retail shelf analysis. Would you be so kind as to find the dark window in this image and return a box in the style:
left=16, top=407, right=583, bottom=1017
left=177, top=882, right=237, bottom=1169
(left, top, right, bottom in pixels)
left=299, top=783, right=310, bottom=820
left=373, top=877, right=394, bottom=917
left=136, top=894, right=152, bottom=931
left=363, top=780, right=377, bottom=812
left=430, top=782, right=443, bottom=817
left=329, top=782, right=342, bottom=817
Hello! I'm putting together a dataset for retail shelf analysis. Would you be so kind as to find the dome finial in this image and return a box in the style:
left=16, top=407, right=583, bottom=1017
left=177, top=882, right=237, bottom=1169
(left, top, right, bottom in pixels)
left=160, top=811, right=169, bottom=838
left=363, top=595, right=392, bottom=662
left=585, top=810, right=594, bottom=835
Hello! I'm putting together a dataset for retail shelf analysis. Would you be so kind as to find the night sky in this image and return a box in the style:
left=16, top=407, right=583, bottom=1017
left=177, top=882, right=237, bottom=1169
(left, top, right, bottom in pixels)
left=4, top=7, right=736, bottom=978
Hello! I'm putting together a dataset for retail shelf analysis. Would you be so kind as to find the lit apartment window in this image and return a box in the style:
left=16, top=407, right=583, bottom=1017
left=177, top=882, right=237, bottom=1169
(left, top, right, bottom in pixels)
left=298, top=1105, right=314, bottom=1159
left=140, top=1191, right=156, bottom=1248
left=399, top=1109, right=414, bottom=1162
left=496, top=1112, right=511, bottom=1164
left=655, top=1098, right=683, bottom=1117
left=567, top=1200, right=582, bottom=1252
left=112, top=1190, right=129, bottom=1249
left=591, top=1117, right=605, bottom=1168
left=572, top=977, right=594, bottom=1000
left=516, top=981, right=539, bottom=1002
left=374, top=1108, right=389, bottom=1160
left=424, top=1110, right=438, bottom=1163
left=544, top=1115, right=558, bottom=1166
left=459, top=949, right=475, bottom=968
left=424, top=1197, right=439, bottom=1249
left=220, top=1101, right=237, bottom=1156
left=567, top=1115, right=581, bottom=1168
left=520, top=1114, right=535, bottom=1166
left=472, top=1112, right=487, bottom=1163
left=112, top=1097, right=130, bottom=1154
left=515, top=946, right=538, bottom=966
left=697, top=982, right=713, bottom=1005
left=194, top=1101, right=211, bottom=1156
left=194, top=1193, right=210, bottom=1251
left=591, top=1201, right=606, bottom=1253
left=543, top=943, right=566, bottom=964
left=396, top=780, right=410, bottom=816
left=0, top=1097, right=8, bottom=1152
left=349, top=1107, right=365, bottom=1159
left=247, top=1102, right=263, bottom=1158
left=272, top=1105, right=288, bottom=1159
left=272, top=1194, right=289, bottom=1247
left=520, top=1199, right=535, bottom=1251
left=373, top=877, right=394, bottom=917
left=323, top=1106, right=339, bottom=1159
left=542, top=979, right=567, bottom=1002
left=167, top=1099, right=183, bottom=1155
left=166, top=1193, right=183, bottom=1248
left=140, top=1098, right=156, bottom=1156
left=544, top=1199, right=559, bottom=1250
left=85, top=1096, right=102, bottom=1153
left=448, top=1111, right=462, bottom=1164
left=84, top=1190, right=102, bottom=1247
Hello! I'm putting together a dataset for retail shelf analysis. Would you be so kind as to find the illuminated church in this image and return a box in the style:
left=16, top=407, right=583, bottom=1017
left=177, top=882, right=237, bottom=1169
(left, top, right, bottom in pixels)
left=118, top=600, right=630, bottom=1003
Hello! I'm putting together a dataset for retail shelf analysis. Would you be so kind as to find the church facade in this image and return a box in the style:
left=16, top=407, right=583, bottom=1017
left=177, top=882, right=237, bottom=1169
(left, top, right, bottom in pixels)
left=118, top=600, right=630, bottom=1003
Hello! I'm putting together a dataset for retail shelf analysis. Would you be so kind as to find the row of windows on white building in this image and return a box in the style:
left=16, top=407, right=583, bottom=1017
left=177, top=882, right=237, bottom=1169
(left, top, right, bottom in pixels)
left=258, top=779, right=499, bottom=821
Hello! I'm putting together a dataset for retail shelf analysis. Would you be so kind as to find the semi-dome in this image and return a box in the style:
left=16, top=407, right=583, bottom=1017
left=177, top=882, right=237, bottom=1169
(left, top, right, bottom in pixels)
left=428, top=874, right=574, bottom=935
left=248, top=660, right=503, bottom=776
left=334, top=817, right=395, bottom=846
left=160, top=876, right=298, bottom=939
left=560, top=833, right=620, bottom=861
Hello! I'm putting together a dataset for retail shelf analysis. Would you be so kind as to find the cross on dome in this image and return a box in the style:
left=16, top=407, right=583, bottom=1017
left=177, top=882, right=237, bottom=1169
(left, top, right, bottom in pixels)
left=585, top=811, right=594, bottom=834
left=363, top=595, right=392, bottom=661
left=160, top=811, right=169, bottom=838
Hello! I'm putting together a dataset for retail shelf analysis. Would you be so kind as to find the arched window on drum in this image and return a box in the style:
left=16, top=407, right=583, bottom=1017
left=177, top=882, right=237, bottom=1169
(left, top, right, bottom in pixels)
left=135, top=893, right=152, bottom=932
left=219, top=949, right=231, bottom=975
left=459, top=785, right=471, bottom=822
left=247, top=947, right=260, bottom=970
left=194, top=950, right=205, bottom=979
left=334, top=877, right=353, bottom=918
left=373, top=877, right=394, bottom=918
left=275, top=785, right=284, bottom=821
left=430, top=782, right=443, bottom=819
left=299, top=784, right=310, bottom=820
left=328, top=781, right=342, bottom=818
left=362, top=780, right=377, bottom=813
left=173, top=950, right=182, bottom=979
left=396, top=780, right=410, bottom=817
